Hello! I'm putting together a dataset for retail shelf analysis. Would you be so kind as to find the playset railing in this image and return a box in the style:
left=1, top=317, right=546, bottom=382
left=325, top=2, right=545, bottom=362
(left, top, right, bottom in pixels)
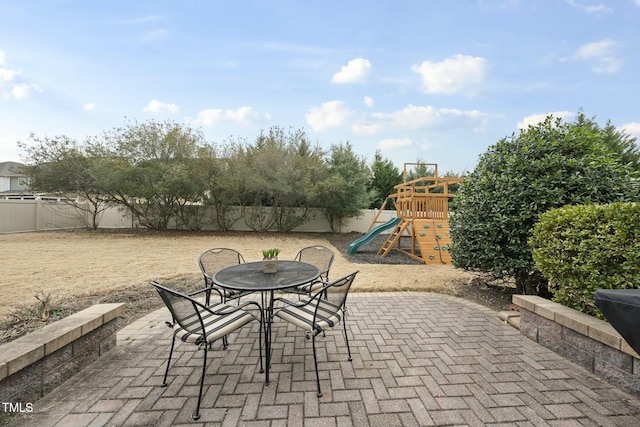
left=393, top=176, right=461, bottom=220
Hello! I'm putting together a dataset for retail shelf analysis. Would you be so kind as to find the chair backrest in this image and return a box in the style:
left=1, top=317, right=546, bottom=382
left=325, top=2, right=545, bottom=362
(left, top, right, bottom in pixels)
left=314, top=271, right=358, bottom=322
left=151, top=281, right=205, bottom=337
left=295, top=245, right=334, bottom=281
left=198, top=248, right=246, bottom=281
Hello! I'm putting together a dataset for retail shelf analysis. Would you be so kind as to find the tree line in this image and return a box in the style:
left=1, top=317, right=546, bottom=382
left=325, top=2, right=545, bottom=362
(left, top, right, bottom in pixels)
left=18, top=120, right=415, bottom=231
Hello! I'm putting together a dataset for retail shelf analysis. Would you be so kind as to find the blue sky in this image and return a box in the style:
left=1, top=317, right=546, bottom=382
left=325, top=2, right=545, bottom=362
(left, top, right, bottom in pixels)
left=1, top=0, right=639, bottom=173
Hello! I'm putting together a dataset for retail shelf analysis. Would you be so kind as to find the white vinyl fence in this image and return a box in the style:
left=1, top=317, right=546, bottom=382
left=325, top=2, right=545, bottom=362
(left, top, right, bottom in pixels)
left=0, top=200, right=88, bottom=233
left=0, top=199, right=397, bottom=234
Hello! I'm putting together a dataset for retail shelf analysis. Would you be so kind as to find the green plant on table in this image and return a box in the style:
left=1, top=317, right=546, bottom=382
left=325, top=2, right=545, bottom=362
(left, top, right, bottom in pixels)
left=262, top=248, right=280, bottom=260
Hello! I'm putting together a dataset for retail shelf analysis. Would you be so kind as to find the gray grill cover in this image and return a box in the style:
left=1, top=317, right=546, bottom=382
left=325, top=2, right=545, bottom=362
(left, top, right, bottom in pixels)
left=593, top=289, right=640, bottom=355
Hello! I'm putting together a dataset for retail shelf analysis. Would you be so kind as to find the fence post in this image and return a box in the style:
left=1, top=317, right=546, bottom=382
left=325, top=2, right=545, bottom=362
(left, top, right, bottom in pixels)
left=34, top=199, right=40, bottom=231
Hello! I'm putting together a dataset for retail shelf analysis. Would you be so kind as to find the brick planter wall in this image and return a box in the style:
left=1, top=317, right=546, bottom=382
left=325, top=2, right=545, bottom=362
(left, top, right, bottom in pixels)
left=0, top=303, right=125, bottom=418
left=513, top=295, right=640, bottom=395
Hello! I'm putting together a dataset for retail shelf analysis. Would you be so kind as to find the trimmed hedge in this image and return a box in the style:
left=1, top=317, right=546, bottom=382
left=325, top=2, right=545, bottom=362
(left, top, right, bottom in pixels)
left=530, top=202, right=640, bottom=318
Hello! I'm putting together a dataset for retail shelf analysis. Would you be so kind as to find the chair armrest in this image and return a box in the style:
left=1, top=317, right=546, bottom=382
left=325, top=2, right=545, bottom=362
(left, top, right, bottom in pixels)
left=273, top=296, right=307, bottom=307
left=309, top=278, right=329, bottom=285
left=187, top=286, right=210, bottom=296
left=205, top=300, right=262, bottom=316
left=188, top=285, right=224, bottom=298
left=274, top=285, right=327, bottom=308
left=312, top=280, right=331, bottom=294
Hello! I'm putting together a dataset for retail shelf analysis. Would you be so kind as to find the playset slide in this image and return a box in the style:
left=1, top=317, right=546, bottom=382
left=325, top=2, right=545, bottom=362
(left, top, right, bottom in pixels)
left=347, top=217, right=401, bottom=254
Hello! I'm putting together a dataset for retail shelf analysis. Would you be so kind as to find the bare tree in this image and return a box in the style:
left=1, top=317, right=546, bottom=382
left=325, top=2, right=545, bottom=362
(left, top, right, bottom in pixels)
left=18, top=134, right=112, bottom=229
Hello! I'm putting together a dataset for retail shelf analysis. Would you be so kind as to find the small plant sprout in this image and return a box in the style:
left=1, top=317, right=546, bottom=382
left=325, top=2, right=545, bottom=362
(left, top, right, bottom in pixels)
left=262, top=248, right=280, bottom=259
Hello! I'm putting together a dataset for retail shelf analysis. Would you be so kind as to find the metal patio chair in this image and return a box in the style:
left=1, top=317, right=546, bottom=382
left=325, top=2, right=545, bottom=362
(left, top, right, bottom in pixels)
left=273, top=271, right=358, bottom=397
left=151, top=281, right=262, bottom=420
left=198, top=248, right=251, bottom=304
left=289, top=245, right=335, bottom=296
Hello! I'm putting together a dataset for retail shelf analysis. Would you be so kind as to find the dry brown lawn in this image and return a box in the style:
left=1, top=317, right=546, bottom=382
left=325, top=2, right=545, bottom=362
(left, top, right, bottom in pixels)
left=0, top=231, right=473, bottom=320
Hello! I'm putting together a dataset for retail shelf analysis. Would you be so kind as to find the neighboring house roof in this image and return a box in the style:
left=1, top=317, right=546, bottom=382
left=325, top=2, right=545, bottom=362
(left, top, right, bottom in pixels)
left=0, top=161, right=27, bottom=177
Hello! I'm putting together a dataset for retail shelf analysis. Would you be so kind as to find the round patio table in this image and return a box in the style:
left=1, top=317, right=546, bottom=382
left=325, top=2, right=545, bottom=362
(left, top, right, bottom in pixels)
left=213, top=260, right=320, bottom=385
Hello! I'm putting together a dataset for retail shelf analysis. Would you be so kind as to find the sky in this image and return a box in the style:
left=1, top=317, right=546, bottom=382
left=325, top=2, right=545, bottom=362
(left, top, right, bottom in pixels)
left=1, top=0, right=640, bottom=174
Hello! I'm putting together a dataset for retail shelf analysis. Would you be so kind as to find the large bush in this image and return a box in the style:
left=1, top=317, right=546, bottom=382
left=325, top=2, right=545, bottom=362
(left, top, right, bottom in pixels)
left=99, top=119, right=212, bottom=230
left=314, top=143, right=373, bottom=231
left=234, top=126, right=327, bottom=232
left=19, top=120, right=375, bottom=231
left=530, top=203, right=640, bottom=317
left=19, top=134, right=113, bottom=230
left=449, top=114, right=639, bottom=295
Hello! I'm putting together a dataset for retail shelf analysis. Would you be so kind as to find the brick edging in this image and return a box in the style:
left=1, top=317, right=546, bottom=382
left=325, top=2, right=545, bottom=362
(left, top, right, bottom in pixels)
left=0, top=303, right=125, bottom=406
left=512, top=295, right=640, bottom=395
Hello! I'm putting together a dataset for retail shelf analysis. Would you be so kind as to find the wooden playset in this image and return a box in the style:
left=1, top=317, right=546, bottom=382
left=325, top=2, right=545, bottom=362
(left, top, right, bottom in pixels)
left=368, top=163, right=462, bottom=264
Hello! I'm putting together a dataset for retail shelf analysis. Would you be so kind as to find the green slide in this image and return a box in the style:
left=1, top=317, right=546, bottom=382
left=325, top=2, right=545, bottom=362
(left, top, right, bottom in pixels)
left=347, top=217, right=401, bottom=254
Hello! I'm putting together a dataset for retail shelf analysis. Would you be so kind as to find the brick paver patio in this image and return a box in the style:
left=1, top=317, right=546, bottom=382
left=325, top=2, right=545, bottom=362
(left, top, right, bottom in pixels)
left=5, top=292, right=640, bottom=426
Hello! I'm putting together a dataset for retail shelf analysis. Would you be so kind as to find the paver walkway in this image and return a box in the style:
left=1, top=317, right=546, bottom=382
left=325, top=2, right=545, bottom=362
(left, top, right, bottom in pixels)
left=5, top=292, right=640, bottom=427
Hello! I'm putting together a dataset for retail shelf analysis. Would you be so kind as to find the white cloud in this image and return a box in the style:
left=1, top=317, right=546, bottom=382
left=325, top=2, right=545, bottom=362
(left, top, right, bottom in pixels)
left=411, top=54, right=489, bottom=94
left=620, top=122, right=640, bottom=138
left=193, top=106, right=267, bottom=126
left=83, top=102, right=95, bottom=111
left=305, top=101, right=353, bottom=131
left=378, top=138, right=412, bottom=150
left=565, top=0, right=612, bottom=13
left=332, top=58, right=372, bottom=84
left=0, top=68, right=20, bottom=82
left=143, top=99, right=180, bottom=114
left=517, top=111, right=574, bottom=129
left=353, top=104, right=487, bottom=135
left=364, top=96, right=374, bottom=107
left=572, top=39, right=622, bottom=73
left=3, top=83, right=40, bottom=100
left=0, top=52, right=40, bottom=101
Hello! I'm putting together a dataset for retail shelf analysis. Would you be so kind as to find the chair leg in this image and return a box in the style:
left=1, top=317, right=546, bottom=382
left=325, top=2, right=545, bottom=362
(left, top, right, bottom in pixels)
left=162, top=335, right=177, bottom=387
left=221, top=295, right=229, bottom=349
left=258, top=310, right=264, bottom=374
left=312, top=334, right=322, bottom=397
left=193, top=345, right=208, bottom=420
left=342, top=313, right=353, bottom=362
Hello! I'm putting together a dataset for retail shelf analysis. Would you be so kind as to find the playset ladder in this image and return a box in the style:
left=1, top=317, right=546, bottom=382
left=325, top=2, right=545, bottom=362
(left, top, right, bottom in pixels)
left=377, top=219, right=409, bottom=256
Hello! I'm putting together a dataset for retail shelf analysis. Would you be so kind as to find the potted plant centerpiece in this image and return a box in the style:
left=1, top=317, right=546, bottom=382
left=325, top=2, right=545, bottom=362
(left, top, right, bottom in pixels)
left=262, top=248, right=280, bottom=273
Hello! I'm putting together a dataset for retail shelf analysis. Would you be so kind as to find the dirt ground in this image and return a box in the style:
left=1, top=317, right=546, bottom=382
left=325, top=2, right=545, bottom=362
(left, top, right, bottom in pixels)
left=0, top=230, right=516, bottom=343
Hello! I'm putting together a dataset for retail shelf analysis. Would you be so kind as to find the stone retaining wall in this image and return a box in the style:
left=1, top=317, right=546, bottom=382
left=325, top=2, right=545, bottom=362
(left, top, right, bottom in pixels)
left=512, top=295, right=640, bottom=395
left=0, top=303, right=125, bottom=412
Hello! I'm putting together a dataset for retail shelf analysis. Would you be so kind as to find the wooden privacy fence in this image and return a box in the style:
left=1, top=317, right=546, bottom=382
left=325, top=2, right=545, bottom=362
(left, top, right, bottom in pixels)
left=0, top=199, right=396, bottom=234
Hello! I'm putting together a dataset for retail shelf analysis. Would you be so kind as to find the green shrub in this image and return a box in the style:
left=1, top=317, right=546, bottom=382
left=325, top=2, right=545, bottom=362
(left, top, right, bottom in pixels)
left=450, top=114, right=640, bottom=296
left=530, top=202, right=640, bottom=318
